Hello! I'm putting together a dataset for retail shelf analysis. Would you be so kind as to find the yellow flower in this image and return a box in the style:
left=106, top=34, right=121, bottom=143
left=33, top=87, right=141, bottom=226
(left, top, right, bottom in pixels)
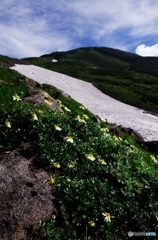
left=151, top=155, right=158, bottom=163
left=87, top=153, right=95, bottom=161
left=128, top=147, right=133, bottom=153
left=113, top=135, right=119, bottom=141
left=42, top=92, right=49, bottom=98
left=44, top=99, right=52, bottom=105
left=101, top=127, right=109, bottom=132
left=54, top=125, right=62, bottom=131
left=53, top=162, right=61, bottom=168
left=65, top=136, right=74, bottom=143
left=99, top=159, right=107, bottom=165
left=13, top=93, right=21, bottom=101
left=79, top=105, right=85, bottom=110
left=46, top=177, right=55, bottom=185
left=151, top=155, right=156, bottom=160
left=57, top=99, right=62, bottom=104
left=101, top=118, right=106, bottom=122
left=76, top=115, right=86, bottom=123
left=32, top=113, right=38, bottom=121
left=102, top=212, right=111, bottom=222
left=64, top=106, right=71, bottom=112
left=60, top=104, right=64, bottom=107
left=83, top=114, right=89, bottom=119
left=88, top=220, right=95, bottom=227
left=5, top=120, right=11, bottom=128
left=38, top=110, right=44, bottom=114
left=67, top=163, right=74, bottom=168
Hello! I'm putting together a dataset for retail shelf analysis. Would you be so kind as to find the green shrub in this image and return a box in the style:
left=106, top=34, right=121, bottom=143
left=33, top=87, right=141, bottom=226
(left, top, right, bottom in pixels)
left=0, top=96, right=158, bottom=239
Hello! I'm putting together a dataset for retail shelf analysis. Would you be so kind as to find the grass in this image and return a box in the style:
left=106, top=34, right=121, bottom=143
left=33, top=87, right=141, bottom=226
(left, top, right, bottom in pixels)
left=0, top=59, right=158, bottom=239
left=23, top=47, right=158, bottom=113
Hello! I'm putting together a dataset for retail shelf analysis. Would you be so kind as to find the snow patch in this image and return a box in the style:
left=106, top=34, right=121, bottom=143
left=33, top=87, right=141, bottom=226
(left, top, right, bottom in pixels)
left=10, top=64, right=158, bottom=142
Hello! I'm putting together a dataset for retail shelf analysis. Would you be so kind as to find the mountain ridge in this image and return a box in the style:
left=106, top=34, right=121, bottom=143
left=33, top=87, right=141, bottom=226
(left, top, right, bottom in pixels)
left=22, top=46, right=158, bottom=113
left=0, top=49, right=158, bottom=239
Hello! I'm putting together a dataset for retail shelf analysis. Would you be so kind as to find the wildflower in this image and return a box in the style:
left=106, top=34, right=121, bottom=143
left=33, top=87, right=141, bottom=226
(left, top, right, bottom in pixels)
left=102, top=212, right=111, bottom=222
left=46, top=177, right=55, bottom=185
left=87, top=153, right=95, bottom=161
left=65, top=136, right=74, bottom=143
left=67, top=163, right=74, bottom=168
left=151, top=155, right=158, bottom=163
left=101, top=118, right=106, bottom=122
left=44, top=99, right=52, bottom=105
left=57, top=99, right=62, bottom=104
left=101, top=127, right=109, bottom=132
left=151, top=155, right=156, bottom=160
left=83, top=114, right=89, bottom=119
left=60, top=104, right=64, bottom=108
left=79, top=105, right=85, bottom=110
left=76, top=115, right=86, bottom=123
left=130, top=145, right=136, bottom=149
left=103, top=132, right=109, bottom=137
left=64, top=106, right=71, bottom=112
left=42, top=92, right=49, bottom=98
left=53, top=162, right=61, bottom=168
left=128, top=147, right=133, bottom=153
left=5, top=120, right=11, bottom=128
left=88, top=220, right=95, bottom=227
left=99, top=159, right=107, bottom=165
left=113, top=135, right=119, bottom=141
left=32, top=113, right=38, bottom=121
left=50, top=159, right=55, bottom=164
left=67, top=178, right=71, bottom=182
left=38, top=110, right=43, bottom=114
left=13, top=93, right=21, bottom=101
left=54, top=125, right=62, bottom=131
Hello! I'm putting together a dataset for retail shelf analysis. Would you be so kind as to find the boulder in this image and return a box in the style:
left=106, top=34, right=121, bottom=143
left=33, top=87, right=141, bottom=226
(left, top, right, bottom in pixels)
left=24, top=88, right=63, bottom=113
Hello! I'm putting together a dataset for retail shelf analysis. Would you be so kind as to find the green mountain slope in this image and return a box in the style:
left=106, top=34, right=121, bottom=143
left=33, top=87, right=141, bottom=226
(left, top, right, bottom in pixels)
left=23, top=47, right=158, bottom=113
left=0, top=55, right=158, bottom=239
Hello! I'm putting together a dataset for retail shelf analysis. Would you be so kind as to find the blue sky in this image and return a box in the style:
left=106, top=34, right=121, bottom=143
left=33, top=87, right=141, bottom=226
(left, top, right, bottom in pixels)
left=1, top=0, right=158, bottom=58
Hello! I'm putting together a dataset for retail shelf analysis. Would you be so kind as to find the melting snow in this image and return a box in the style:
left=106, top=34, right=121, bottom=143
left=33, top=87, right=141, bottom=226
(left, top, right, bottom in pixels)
left=10, top=64, right=158, bottom=142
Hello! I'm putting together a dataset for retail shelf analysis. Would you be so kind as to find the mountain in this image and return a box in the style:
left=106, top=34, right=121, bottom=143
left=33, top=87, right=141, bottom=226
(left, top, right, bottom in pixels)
left=23, top=47, right=158, bottom=113
left=0, top=54, right=29, bottom=68
left=0, top=53, right=158, bottom=239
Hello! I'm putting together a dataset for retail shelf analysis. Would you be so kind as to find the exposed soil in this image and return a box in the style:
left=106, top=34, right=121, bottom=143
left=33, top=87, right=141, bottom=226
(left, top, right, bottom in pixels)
left=0, top=148, right=55, bottom=240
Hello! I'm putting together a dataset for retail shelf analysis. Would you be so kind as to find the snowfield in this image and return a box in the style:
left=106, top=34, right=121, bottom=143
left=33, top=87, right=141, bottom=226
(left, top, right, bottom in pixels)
left=10, top=64, right=158, bottom=142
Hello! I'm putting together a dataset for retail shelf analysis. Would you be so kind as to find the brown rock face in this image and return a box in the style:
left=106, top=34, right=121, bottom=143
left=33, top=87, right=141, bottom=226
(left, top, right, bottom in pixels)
left=0, top=149, right=54, bottom=240
left=24, top=88, right=63, bottom=113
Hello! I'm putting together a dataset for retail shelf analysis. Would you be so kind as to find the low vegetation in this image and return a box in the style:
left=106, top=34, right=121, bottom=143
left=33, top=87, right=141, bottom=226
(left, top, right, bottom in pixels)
left=24, top=47, right=158, bottom=113
left=0, top=62, right=158, bottom=239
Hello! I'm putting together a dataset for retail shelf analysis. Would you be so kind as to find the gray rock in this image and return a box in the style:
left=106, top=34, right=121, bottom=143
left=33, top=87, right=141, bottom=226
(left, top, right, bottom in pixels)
left=24, top=88, right=63, bottom=113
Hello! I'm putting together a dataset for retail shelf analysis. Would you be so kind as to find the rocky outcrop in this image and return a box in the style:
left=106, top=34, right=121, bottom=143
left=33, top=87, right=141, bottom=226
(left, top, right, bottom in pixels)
left=108, top=124, right=158, bottom=153
left=24, top=88, right=63, bottom=113
left=0, top=148, right=55, bottom=240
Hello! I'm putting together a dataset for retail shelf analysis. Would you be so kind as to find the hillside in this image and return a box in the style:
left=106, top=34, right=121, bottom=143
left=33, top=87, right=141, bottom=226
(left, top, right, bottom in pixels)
left=0, top=54, right=158, bottom=239
left=23, top=47, right=158, bottom=113
left=10, top=64, right=158, bottom=142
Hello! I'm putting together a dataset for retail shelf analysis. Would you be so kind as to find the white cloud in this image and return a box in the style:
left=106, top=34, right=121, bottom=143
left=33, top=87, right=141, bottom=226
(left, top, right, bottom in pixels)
left=0, top=1, right=75, bottom=58
left=135, top=44, right=158, bottom=56
left=0, top=23, right=73, bottom=58
left=1, top=0, right=158, bottom=58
